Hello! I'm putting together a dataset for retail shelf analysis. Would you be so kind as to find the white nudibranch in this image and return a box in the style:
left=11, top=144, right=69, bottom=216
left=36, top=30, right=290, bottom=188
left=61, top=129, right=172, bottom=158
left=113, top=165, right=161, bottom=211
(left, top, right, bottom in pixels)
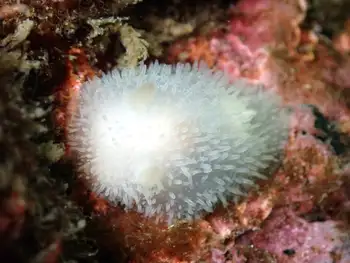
left=67, top=62, right=289, bottom=224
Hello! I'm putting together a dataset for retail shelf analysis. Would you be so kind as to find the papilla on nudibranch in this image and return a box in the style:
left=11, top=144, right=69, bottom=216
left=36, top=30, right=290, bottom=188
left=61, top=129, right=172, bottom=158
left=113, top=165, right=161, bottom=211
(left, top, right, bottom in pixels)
left=67, top=61, right=289, bottom=224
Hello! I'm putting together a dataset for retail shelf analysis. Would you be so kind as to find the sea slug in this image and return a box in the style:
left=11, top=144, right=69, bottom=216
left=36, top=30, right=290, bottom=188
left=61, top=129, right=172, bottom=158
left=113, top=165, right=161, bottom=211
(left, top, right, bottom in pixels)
left=67, top=62, right=289, bottom=224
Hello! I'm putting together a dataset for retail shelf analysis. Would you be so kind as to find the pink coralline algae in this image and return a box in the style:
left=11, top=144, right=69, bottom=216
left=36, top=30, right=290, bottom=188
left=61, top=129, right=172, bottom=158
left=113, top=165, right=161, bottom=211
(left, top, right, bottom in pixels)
left=209, top=35, right=272, bottom=85
left=168, top=0, right=308, bottom=86
left=236, top=208, right=350, bottom=263
left=207, top=0, right=281, bottom=85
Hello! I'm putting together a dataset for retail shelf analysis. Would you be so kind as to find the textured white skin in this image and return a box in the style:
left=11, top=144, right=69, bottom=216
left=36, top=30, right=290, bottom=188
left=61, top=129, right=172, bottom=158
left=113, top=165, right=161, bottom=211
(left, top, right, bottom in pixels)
left=68, top=62, right=289, bottom=224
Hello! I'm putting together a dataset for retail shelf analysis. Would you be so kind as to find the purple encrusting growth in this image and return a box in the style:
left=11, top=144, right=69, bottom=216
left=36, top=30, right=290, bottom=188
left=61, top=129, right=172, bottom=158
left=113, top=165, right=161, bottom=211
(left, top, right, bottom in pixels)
left=67, top=62, right=289, bottom=224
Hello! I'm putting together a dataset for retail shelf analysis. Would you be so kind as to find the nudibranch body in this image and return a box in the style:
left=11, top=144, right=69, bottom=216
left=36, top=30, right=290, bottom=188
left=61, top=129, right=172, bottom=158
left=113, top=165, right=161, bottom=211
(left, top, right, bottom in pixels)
left=67, top=62, right=289, bottom=224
